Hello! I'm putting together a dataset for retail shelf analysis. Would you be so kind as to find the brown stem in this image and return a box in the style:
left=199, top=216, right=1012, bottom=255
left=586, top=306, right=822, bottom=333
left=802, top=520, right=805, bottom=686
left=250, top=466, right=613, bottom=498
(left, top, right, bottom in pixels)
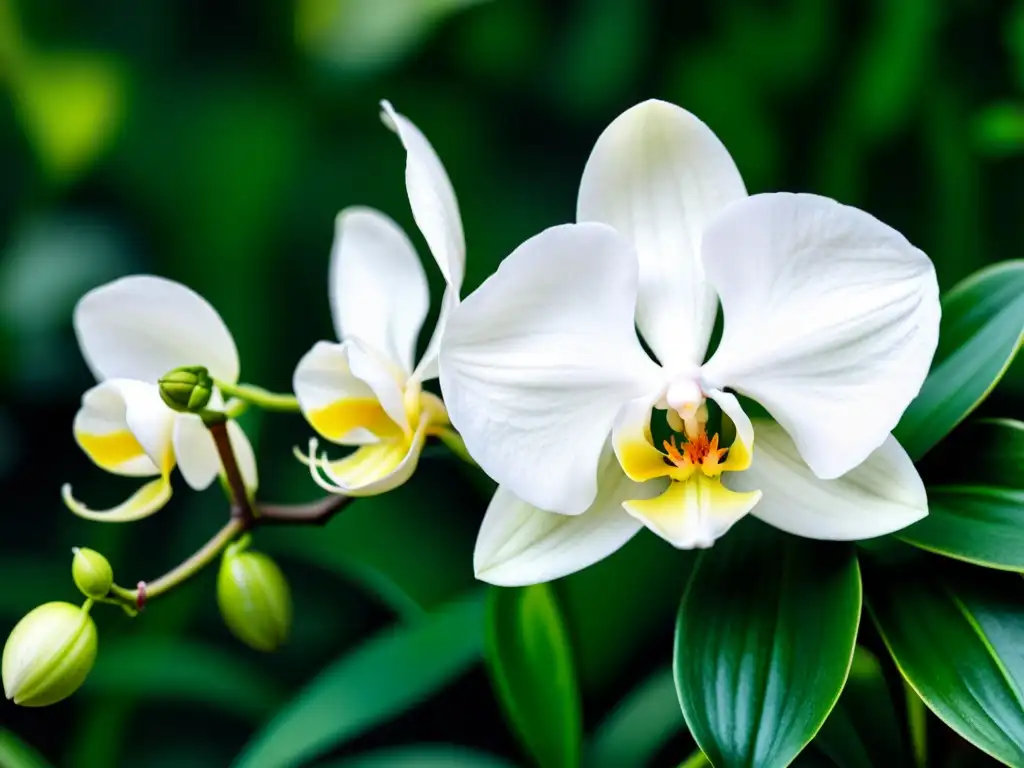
left=207, top=418, right=256, bottom=525
left=120, top=418, right=354, bottom=608
left=256, top=495, right=354, bottom=525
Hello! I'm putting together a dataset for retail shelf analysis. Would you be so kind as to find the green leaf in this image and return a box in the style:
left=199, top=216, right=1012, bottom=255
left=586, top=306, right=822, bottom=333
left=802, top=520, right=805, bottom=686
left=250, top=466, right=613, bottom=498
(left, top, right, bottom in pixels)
left=894, top=261, right=1024, bottom=460
left=318, top=745, right=515, bottom=767
left=82, top=637, right=284, bottom=722
left=899, top=486, right=1024, bottom=570
left=0, top=730, right=53, bottom=768
left=587, top=667, right=684, bottom=768
left=674, top=519, right=861, bottom=768
left=813, top=647, right=906, bottom=768
left=234, top=592, right=485, bottom=768
left=486, top=584, right=582, bottom=768
left=867, top=566, right=1024, bottom=764
left=899, top=419, right=1024, bottom=569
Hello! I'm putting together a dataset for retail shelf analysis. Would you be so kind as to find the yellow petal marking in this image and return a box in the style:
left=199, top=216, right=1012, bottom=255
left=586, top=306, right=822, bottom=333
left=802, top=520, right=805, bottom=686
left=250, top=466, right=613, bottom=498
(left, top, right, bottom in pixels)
left=76, top=429, right=147, bottom=472
left=62, top=475, right=173, bottom=523
left=308, top=397, right=403, bottom=442
left=623, top=474, right=762, bottom=549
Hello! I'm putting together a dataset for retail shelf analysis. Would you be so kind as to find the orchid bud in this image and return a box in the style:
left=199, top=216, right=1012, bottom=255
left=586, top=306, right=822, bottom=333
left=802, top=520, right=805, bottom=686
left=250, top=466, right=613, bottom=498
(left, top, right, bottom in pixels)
left=71, top=548, right=113, bottom=599
left=217, top=538, right=291, bottom=652
left=3, top=602, right=98, bottom=707
left=158, top=365, right=213, bottom=413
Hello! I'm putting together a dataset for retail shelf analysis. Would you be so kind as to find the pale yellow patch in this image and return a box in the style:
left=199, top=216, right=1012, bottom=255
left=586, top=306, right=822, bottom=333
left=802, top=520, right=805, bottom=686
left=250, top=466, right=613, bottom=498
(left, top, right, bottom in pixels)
left=320, top=441, right=408, bottom=488
left=623, top=474, right=762, bottom=549
left=76, top=429, right=146, bottom=471
left=309, top=397, right=403, bottom=442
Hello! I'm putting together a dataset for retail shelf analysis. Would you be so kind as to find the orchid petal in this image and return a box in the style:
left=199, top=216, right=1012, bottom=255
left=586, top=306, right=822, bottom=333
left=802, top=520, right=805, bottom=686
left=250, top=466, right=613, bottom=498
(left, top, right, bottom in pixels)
left=577, top=99, right=746, bottom=369
left=74, top=275, right=239, bottom=384
left=172, top=414, right=220, bottom=491
left=726, top=420, right=928, bottom=540
left=623, top=475, right=761, bottom=549
left=293, top=340, right=405, bottom=444
left=62, top=475, right=173, bottom=523
left=380, top=100, right=465, bottom=293
left=73, top=381, right=160, bottom=477
left=439, top=223, right=665, bottom=515
left=700, top=193, right=940, bottom=480
left=300, top=416, right=428, bottom=497
left=329, top=207, right=429, bottom=376
left=474, top=448, right=661, bottom=586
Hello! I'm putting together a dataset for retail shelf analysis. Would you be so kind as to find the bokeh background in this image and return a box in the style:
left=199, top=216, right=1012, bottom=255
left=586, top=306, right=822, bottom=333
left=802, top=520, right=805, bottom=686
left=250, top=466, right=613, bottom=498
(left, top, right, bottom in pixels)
left=1, top=0, right=1022, bottom=765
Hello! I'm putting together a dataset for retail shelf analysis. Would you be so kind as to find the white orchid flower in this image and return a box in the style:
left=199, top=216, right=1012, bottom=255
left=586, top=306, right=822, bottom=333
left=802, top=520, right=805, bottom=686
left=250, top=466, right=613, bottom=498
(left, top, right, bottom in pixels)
left=292, top=101, right=463, bottom=496
left=64, top=276, right=258, bottom=522
left=439, top=99, right=940, bottom=586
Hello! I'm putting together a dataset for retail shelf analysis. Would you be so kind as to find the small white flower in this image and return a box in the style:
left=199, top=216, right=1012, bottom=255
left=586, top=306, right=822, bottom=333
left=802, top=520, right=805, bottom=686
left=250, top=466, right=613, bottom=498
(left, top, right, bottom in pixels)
left=292, top=101, right=463, bottom=495
left=439, top=99, right=940, bottom=585
left=64, top=276, right=258, bottom=521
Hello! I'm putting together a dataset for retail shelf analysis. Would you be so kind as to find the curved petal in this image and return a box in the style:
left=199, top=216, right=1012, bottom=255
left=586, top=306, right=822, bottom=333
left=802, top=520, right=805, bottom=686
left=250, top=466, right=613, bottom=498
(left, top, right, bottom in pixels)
left=62, top=475, right=172, bottom=523
left=381, top=100, right=465, bottom=293
left=346, top=338, right=410, bottom=435
left=577, top=99, right=746, bottom=370
left=700, top=193, right=941, bottom=480
left=623, top=475, right=762, bottom=549
left=411, top=285, right=457, bottom=383
left=706, top=389, right=753, bottom=473
left=301, top=414, right=427, bottom=497
left=474, top=448, right=662, bottom=586
left=293, top=341, right=405, bottom=444
left=726, top=420, right=928, bottom=540
left=329, top=207, right=429, bottom=375
left=173, top=414, right=220, bottom=491
left=227, top=420, right=259, bottom=494
left=439, top=222, right=666, bottom=515
left=613, top=394, right=675, bottom=483
left=102, top=380, right=176, bottom=475
left=74, top=275, right=239, bottom=384
left=73, top=381, right=160, bottom=477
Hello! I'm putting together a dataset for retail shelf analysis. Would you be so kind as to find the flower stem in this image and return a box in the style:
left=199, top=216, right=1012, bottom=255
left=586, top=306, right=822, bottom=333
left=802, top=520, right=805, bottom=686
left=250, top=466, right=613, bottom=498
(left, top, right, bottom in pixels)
left=905, top=679, right=928, bottom=767
left=215, top=380, right=300, bottom=412
left=104, top=416, right=353, bottom=610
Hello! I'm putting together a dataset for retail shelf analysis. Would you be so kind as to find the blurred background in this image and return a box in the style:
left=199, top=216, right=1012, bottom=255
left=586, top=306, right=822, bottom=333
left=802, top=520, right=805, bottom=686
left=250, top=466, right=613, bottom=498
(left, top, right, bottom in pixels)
left=0, top=0, right=1022, bottom=765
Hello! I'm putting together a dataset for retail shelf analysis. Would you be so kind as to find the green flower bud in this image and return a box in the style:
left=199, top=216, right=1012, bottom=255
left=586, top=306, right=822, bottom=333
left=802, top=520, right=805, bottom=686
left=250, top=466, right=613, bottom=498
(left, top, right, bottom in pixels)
left=3, top=602, right=98, bottom=707
left=71, top=548, right=113, bottom=599
left=158, top=365, right=213, bottom=413
left=217, top=539, right=291, bottom=652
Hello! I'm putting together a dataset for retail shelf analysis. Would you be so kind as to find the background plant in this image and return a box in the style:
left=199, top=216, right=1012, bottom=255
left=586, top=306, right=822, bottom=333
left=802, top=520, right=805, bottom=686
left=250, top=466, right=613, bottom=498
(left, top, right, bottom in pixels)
left=0, top=0, right=1022, bottom=766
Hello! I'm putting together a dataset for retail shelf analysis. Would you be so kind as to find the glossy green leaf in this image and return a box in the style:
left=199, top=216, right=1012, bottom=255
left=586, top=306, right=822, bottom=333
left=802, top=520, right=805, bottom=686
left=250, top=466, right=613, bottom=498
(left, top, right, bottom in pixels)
left=867, top=566, right=1024, bottom=764
left=813, top=647, right=906, bottom=768
left=0, top=730, right=53, bottom=768
left=319, top=745, right=515, bottom=767
left=675, top=519, right=861, bottom=768
left=83, top=636, right=283, bottom=721
left=587, top=667, right=684, bottom=768
left=899, top=486, right=1024, bottom=570
left=234, top=592, right=485, bottom=768
left=486, top=584, right=582, bottom=768
left=900, top=419, right=1024, bottom=568
left=895, top=261, right=1024, bottom=460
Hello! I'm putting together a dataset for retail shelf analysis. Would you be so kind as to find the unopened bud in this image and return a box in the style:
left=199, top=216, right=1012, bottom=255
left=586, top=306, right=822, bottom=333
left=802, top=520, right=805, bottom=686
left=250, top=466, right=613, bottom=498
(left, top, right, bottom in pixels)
left=71, top=548, right=113, bottom=599
left=158, top=366, right=213, bottom=413
left=3, top=602, right=98, bottom=707
left=217, top=539, right=291, bottom=652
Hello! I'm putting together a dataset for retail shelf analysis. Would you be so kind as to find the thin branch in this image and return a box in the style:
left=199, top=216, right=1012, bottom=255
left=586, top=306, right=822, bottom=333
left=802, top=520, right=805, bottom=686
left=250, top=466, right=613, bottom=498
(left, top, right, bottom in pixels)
left=256, top=494, right=354, bottom=526
left=206, top=417, right=257, bottom=525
